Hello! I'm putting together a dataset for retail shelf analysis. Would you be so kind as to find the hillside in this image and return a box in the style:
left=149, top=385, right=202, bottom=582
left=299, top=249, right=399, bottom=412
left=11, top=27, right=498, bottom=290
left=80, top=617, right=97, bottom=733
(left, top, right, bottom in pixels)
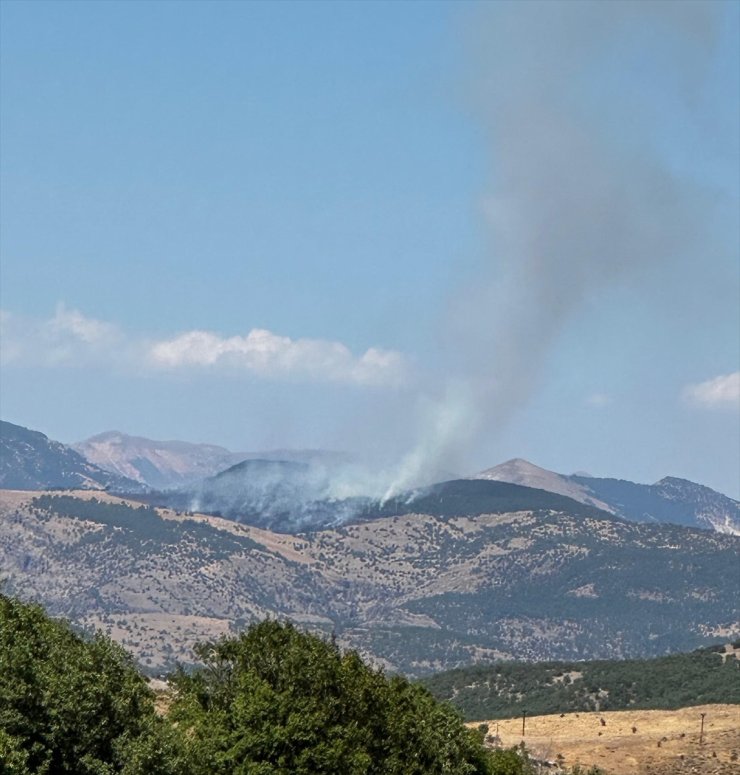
left=1, top=488, right=737, bottom=675
left=149, top=458, right=343, bottom=531
left=473, top=459, right=613, bottom=512
left=72, top=431, right=243, bottom=489
left=571, top=474, right=740, bottom=535
left=421, top=644, right=740, bottom=721
left=0, top=420, right=140, bottom=492
left=138, top=475, right=610, bottom=534
left=473, top=459, right=740, bottom=534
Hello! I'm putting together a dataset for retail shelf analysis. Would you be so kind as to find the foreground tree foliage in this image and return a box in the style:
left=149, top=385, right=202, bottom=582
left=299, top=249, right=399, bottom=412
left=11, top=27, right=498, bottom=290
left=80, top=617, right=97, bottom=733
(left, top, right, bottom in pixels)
left=1, top=594, right=602, bottom=774
left=169, top=620, right=494, bottom=774
left=0, top=594, right=185, bottom=775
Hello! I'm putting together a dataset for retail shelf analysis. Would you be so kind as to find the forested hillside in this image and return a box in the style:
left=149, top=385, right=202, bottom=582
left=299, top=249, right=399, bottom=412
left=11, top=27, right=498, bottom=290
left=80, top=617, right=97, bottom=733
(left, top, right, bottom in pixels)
left=420, top=645, right=740, bottom=721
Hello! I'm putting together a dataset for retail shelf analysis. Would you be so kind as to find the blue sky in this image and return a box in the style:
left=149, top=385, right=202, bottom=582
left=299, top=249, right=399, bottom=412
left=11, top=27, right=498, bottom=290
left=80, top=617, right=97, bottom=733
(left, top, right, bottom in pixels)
left=1, top=0, right=738, bottom=496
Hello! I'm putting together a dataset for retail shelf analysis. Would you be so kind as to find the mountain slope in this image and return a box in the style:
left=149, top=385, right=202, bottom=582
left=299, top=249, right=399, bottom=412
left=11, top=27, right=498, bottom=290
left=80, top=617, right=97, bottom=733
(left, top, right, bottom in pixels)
left=421, top=643, right=740, bottom=720
left=1, top=487, right=737, bottom=675
left=137, top=476, right=611, bottom=534
left=354, top=478, right=607, bottom=522
left=570, top=474, right=740, bottom=535
left=0, top=421, right=140, bottom=491
left=473, top=458, right=613, bottom=512
left=73, top=430, right=348, bottom=489
left=72, top=431, right=243, bottom=489
left=473, top=459, right=740, bottom=534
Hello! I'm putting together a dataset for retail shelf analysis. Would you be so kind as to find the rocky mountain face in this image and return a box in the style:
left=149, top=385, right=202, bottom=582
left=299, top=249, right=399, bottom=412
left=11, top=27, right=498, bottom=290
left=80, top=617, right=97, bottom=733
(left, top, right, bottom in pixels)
left=473, top=459, right=740, bottom=535
left=0, top=421, right=139, bottom=492
left=1, top=486, right=737, bottom=676
left=73, top=430, right=347, bottom=489
left=473, top=459, right=613, bottom=511
left=72, top=431, right=243, bottom=489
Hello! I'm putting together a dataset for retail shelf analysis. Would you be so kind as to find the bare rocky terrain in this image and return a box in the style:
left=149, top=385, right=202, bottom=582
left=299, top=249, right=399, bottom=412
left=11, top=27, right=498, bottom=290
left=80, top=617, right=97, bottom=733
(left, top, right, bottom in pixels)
left=1, top=488, right=737, bottom=675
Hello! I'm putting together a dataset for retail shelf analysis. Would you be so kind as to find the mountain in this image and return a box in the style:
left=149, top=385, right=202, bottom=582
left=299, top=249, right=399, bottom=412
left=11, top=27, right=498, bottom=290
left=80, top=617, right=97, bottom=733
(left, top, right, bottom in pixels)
left=145, top=458, right=351, bottom=532
left=473, top=459, right=740, bottom=535
left=474, top=459, right=613, bottom=511
left=1, top=486, right=737, bottom=675
left=72, top=431, right=243, bottom=489
left=355, top=478, right=607, bottom=522
left=0, top=421, right=140, bottom=492
left=139, top=472, right=608, bottom=534
left=570, top=474, right=740, bottom=535
left=73, top=430, right=348, bottom=489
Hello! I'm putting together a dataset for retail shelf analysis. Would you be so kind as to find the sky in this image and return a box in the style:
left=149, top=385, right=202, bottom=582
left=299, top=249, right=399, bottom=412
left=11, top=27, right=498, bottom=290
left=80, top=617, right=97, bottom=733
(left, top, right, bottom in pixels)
left=1, top=0, right=738, bottom=497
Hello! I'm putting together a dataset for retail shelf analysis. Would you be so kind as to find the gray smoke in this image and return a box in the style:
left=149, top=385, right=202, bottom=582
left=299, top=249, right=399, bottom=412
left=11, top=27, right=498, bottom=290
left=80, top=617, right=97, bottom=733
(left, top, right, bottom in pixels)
left=155, top=1, right=726, bottom=509
left=386, top=0, right=724, bottom=493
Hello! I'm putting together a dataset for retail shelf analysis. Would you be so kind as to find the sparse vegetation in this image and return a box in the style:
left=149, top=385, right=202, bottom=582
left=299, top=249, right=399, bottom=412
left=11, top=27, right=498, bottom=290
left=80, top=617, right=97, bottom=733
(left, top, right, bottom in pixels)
left=3, top=490, right=738, bottom=676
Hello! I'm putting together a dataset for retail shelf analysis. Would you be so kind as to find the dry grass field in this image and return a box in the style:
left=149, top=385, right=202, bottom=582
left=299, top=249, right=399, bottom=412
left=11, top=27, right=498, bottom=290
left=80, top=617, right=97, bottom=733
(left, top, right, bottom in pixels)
left=476, top=704, right=739, bottom=774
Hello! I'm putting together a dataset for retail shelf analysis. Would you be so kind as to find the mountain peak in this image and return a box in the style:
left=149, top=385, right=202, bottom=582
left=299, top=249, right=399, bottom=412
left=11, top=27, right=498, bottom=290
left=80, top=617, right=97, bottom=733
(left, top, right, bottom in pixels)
left=476, top=458, right=551, bottom=478
left=73, top=431, right=238, bottom=488
left=471, top=458, right=615, bottom=514
left=654, top=475, right=704, bottom=489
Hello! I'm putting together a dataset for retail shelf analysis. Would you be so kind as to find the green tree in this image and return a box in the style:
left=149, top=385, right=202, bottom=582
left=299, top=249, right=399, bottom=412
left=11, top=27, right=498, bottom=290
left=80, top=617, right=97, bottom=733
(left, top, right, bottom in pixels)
left=0, top=594, right=184, bottom=774
left=169, top=620, right=495, bottom=775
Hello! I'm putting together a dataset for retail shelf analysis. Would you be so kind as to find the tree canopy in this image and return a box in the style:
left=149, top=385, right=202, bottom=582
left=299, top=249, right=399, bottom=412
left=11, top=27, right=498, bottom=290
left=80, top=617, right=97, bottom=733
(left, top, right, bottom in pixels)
left=0, top=593, right=184, bottom=774
left=1, top=593, right=604, bottom=774
left=169, top=620, right=494, bottom=775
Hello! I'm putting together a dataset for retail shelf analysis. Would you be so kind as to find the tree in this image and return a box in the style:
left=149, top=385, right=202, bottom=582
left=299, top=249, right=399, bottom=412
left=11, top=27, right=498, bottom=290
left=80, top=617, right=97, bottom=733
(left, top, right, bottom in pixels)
left=0, top=594, right=571, bottom=774
left=169, top=620, right=495, bottom=775
left=0, top=594, right=184, bottom=774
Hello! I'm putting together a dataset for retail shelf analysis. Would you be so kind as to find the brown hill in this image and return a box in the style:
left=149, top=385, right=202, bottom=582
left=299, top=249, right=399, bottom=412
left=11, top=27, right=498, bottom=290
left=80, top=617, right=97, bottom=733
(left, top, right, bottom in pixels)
left=0, top=488, right=737, bottom=674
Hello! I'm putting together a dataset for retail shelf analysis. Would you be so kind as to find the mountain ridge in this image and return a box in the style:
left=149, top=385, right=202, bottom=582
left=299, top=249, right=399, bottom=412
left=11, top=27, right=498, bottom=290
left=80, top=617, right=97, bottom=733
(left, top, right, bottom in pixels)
left=0, top=421, right=141, bottom=492
left=473, top=458, right=740, bottom=535
left=3, top=421, right=738, bottom=535
left=73, top=429, right=348, bottom=489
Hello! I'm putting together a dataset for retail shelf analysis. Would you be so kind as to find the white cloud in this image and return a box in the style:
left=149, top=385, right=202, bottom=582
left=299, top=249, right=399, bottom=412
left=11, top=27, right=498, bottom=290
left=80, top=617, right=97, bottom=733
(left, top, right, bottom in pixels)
left=683, top=372, right=740, bottom=409
left=0, top=304, right=121, bottom=367
left=148, top=328, right=409, bottom=387
left=1, top=305, right=409, bottom=388
left=47, top=303, right=119, bottom=345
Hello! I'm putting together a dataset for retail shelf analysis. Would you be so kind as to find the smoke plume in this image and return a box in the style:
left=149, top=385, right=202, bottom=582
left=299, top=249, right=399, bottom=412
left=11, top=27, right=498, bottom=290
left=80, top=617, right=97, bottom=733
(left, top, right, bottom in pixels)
left=387, top=0, right=724, bottom=493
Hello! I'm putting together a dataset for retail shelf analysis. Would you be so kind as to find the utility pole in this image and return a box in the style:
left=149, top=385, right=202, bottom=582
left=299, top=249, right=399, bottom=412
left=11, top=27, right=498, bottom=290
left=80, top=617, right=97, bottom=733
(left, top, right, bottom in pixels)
left=699, top=713, right=706, bottom=746
left=522, top=709, right=527, bottom=737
